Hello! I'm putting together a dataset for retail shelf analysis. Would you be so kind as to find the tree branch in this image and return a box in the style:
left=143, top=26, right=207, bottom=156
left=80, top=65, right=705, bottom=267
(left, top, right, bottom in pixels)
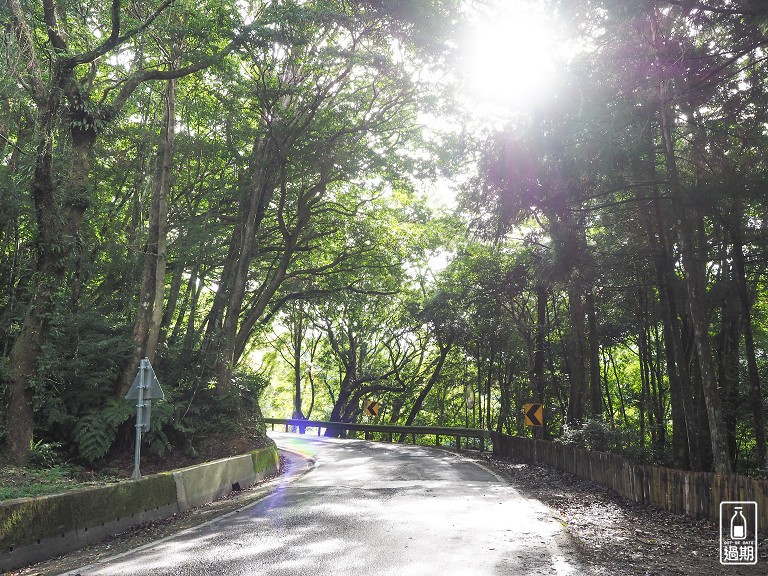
left=7, top=0, right=47, bottom=103
left=663, top=1, right=760, bottom=16
left=107, top=20, right=253, bottom=116
left=67, top=0, right=175, bottom=68
left=43, top=0, right=68, bottom=50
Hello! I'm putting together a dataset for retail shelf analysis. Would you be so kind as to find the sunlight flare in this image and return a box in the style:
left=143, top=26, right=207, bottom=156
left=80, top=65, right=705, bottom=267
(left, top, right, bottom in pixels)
left=461, top=1, right=562, bottom=115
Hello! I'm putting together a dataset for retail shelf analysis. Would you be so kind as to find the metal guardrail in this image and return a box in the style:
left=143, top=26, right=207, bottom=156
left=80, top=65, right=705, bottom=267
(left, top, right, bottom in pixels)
left=264, top=417, right=492, bottom=451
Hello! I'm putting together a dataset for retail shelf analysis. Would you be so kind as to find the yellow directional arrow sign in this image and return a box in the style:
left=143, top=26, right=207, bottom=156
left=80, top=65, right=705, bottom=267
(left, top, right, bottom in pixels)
left=524, top=403, right=543, bottom=427
left=364, top=400, right=380, bottom=417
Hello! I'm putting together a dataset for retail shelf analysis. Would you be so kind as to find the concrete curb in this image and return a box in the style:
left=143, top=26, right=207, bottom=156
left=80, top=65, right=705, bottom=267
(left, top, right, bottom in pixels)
left=54, top=449, right=315, bottom=576
left=0, top=446, right=278, bottom=573
left=174, top=454, right=258, bottom=512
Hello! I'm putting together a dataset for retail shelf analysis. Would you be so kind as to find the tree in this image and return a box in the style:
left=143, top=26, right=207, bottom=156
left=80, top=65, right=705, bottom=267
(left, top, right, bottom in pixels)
left=1, top=0, right=461, bottom=464
left=2, top=0, right=261, bottom=464
left=193, top=1, right=458, bottom=396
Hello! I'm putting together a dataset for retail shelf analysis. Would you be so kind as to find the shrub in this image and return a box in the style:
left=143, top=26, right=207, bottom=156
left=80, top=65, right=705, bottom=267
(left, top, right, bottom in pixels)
left=558, top=419, right=652, bottom=464
left=29, top=439, right=65, bottom=468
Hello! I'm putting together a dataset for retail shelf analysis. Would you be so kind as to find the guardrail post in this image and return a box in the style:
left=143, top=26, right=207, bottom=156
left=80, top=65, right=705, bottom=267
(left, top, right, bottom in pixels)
left=455, top=435, right=461, bottom=450
left=436, top=434, right=440, bottom=446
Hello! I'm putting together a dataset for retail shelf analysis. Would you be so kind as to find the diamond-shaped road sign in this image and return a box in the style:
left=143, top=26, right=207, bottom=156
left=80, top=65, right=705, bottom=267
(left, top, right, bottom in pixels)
left=524, top=403, right=543, bottom=427
left=364, top=400, right=380, bottom=417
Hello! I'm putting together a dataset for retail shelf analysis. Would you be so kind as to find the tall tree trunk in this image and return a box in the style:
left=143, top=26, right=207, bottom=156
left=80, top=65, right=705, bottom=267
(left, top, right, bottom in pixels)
left=7, top=310, right=40, bottom=465
left=146, top=77, right=175, bottom=361
left=730, top=203, right=767, bottom=468
left=117, top=77, right=176, bottom=397
left=652, top=9, right=731, bottom=474
left=586, top=290, right=602, bottom=419
left=5, top=160, right=92, bottom=463
left=532, top=285, right=548, bottom=438
left=634, top=130, right=693, bottom=469
left=651, top=322, right=666, bottom=450
left=161, top=259, right=185, bottom=336
left=655, top=205, right=701, bottom=470
left=291, top=303, right=305, bottom=421
left=327, top=377, right=354, bottom=437
left=637, top=290, right=649, bottom=449
left=610, top=352, right=630, bottom=427
left=566, top=277, right=588, bottom=425
left=663, top=162, right=730, bottom=473
left=486, top=343, right=496, bottom=431
left=476, top=340, right=483, bottom=429
left=325, top=326, right=356, bottom=436
left=202, top=135, right=279, bottom=395
left=5, top=58, right=95, bottom=463
left=497, top=359, right=510, bottom=434
left=532, top=285, right=547, bottom=404
left=398, top=339, right=453, bottom=440
left=717, top=279, right=741, bottom=466
left=601, top=348, right=615, bottom=424
left=182, top=265, right=205, bottom=352
left=689, top=344, right=714, bottom=471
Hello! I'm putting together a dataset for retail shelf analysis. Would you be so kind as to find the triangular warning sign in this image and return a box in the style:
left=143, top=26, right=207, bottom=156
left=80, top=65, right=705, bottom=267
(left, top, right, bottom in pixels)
left=125, top=358, right=165, bottom=400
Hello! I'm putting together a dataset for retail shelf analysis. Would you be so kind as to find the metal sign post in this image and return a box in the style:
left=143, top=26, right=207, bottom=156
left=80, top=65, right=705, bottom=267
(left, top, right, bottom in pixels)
left=131, top=360, right=146, bottom=479
left=125, top=357, right=164, bottom=480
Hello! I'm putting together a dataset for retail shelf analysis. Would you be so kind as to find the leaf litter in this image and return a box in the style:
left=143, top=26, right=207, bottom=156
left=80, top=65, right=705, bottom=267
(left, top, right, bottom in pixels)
left=479, top=455, right=766, bottom=576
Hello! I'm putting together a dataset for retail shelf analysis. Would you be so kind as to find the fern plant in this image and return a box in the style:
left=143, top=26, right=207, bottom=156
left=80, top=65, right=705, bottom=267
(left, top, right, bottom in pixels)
left=144, top=399, right=175, bottom=457
left=73, top=399, right=133, bottom=463
left=29, top=438, right=64, bottom=467
left=73, top=413, right=115, bottom=463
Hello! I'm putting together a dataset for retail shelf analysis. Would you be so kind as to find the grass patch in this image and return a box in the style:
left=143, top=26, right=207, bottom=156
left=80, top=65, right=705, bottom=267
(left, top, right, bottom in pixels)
left=0, top=465, right=79, bottom=500
left=0, top=464, right=122, bottom=501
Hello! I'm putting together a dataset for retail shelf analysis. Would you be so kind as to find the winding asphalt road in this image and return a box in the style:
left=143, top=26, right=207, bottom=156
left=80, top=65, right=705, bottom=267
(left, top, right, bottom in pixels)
left=62, top=433, right=582, bottom=575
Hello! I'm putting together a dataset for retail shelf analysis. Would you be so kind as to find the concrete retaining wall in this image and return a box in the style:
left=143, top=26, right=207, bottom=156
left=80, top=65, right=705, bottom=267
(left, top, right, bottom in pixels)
left=0, top=446, right=279, bottom=572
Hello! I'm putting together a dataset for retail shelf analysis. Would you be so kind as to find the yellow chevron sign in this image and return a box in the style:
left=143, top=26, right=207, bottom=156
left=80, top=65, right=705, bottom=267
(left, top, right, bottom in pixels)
left=524, top=403, right=543, bottom=426
left=364, top=400, right=380, bottom=417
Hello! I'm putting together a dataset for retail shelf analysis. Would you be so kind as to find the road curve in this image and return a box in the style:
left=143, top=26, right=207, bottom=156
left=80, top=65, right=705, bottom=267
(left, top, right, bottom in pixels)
left=62, top=433, right=582, bottom=575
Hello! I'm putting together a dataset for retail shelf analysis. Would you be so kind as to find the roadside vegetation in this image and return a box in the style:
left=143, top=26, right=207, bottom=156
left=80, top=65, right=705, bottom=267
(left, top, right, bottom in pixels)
left=0, top=441, right=121, bottom=501
left=0, top=465, right=80, bottom=501
left=2, top=0, right=768, bottom=482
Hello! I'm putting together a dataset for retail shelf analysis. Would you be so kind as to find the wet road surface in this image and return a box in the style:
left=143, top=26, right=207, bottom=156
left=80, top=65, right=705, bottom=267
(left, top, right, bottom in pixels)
left=61, top=433, right=582, bottom=575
